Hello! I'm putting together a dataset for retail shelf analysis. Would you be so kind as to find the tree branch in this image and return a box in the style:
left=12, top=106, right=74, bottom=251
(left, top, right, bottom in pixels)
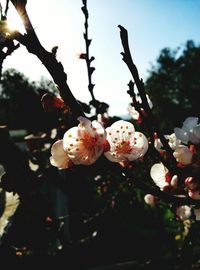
left=81, top=0, right=96, bottom=102
left=118, top=25, right=178, bottom=172
left=122, top=168, right=200, bottom=207
left=10, top=0, right=84, bottom=123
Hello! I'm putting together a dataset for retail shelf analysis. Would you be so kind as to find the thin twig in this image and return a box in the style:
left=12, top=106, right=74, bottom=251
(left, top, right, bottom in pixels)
left=81, top=0, right=96, bottom=102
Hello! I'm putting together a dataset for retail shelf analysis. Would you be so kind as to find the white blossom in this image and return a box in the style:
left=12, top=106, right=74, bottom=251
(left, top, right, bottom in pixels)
left=104, top=120, right=148, bottom=163
left=63, top=117, right=106, bottom=165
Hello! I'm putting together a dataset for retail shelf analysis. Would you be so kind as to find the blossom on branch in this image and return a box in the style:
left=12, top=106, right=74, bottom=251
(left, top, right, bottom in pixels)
left=104, top=120, right=148, bottom=163
left=63, top=116, right=106, bottom=165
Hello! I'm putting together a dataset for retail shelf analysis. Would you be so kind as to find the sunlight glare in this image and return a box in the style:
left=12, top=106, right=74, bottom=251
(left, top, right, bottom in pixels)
left=7, top=14, right=24, bottom=33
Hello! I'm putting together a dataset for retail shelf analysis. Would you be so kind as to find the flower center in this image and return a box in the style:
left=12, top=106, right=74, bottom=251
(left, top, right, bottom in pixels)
left=115, top=141, right=132, bottom=154
left=82, top=132, right=98, bottom=151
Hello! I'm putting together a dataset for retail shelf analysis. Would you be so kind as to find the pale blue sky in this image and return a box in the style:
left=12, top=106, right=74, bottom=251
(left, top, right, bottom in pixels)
left=3, top=0, right=200, bottom=116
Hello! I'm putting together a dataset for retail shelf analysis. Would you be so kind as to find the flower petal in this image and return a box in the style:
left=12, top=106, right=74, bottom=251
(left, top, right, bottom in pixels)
left=50, top=140, right=71, bottom=169
left=51, top=140, right=65, bottom=156
left=150, top=163, right=168, bottom=188
left=106, top=120, right=135, bottom=143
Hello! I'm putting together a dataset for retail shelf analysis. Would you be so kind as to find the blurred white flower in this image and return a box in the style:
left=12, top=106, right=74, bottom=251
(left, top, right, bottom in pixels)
left=173, top=145, right=193, bottom=165
left=188, top=189, right=200, bottom=200
left=154, top=134, right=163, bottom=152
left=50, top=140, right=72, bottom=169
left=194, top=208, right=200, bottom=220
left=174, top=117, right=200, bottom=144
left=104, top=120, right=148, bottom=163
left=185, top=177, right=198, bottom=191
left=176, top=205, right=191, bottom=221
left=63, top=116, right=106, bottom=165
left=0, top=190, right=20, bottom=237
left=171, top=175, right=178, bottom=188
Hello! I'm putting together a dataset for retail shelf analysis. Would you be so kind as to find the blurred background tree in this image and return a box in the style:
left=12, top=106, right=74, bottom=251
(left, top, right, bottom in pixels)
left=0, top=68, right=58, bottom=132
left=145, top=40, right=200, bottom=132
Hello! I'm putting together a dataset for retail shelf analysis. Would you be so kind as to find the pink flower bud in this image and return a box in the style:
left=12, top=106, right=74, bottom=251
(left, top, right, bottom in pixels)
left=185, top=177, right=198, bottom=191
left=144, top=194, right=156, bottom=206
left=188, top=189, right=200, bottom=200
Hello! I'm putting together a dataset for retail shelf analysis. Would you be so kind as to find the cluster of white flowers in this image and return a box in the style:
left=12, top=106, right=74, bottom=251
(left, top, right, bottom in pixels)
left=50, top=117, right=149, bottom=169
left=50, top=115, right=200, bottom=223
left=144, top=117, right=200, bottom=221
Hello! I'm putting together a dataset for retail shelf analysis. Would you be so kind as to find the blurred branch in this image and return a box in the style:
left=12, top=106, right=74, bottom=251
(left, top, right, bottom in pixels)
left=10, top=0, right=84, bottom=123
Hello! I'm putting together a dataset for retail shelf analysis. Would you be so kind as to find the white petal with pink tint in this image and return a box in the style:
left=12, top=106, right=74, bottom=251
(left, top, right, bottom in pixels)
left=150, top=163, right=169, bottom=189
left=50, top=140, right=72, bottom=169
